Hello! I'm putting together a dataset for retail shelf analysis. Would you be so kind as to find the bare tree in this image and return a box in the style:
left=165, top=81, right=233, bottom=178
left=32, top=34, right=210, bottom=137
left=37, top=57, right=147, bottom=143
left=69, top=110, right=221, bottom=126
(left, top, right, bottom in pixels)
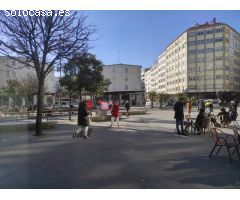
left=18, top=74, right=39, bottom=105
left=0, top=10, right=95, bottom=135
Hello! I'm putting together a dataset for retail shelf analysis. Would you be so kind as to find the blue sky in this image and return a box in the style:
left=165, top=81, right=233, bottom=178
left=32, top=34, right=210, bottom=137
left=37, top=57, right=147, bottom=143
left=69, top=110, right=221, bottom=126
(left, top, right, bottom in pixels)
left=86, top=10, right=240, bottom=68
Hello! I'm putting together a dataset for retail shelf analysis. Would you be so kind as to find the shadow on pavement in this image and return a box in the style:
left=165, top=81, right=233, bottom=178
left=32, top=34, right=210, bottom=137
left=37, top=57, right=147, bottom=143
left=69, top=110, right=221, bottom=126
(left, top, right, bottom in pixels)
left=1, top=123, right=240, bottom=189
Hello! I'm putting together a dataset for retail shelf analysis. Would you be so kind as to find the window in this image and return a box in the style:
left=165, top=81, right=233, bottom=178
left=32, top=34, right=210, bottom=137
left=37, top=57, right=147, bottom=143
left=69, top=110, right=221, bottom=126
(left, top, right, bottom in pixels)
left=197, top=58, right=205, bottom=62
left=206, top=48, right=213, bottom=53
left=215, top=56, right=223, bottom=61
left=216, top=75, right=222, bottom=79
left=125, top=68, right=128, bottom=73
left=215, top=38, right=223, bottom=43
left=188, top=32, right=197, bottom=37
left=125, top=85, right=128, bottom=90
left=215, top=28, right=223, bottom=33
left=206, top=29, right=213, bottom=34
left=215, top=46, right=224, bottom=51
left=7, top=70, right=10, bottom=78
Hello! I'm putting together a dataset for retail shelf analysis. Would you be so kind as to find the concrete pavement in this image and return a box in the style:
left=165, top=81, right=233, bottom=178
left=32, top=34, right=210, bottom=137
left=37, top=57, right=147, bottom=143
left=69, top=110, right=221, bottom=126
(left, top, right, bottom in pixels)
left=0, top=108, right=240, bottom=188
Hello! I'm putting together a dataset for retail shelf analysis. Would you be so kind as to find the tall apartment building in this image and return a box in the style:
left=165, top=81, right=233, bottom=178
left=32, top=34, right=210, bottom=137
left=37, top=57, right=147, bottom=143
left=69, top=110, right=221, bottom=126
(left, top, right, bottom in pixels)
left=158, top=52, right=166, bottom=93
left=141, top=68, right=148, bottom=91
left=165, top=32, right=188, bottom=94
left=187, top=19, right=240, bottom=98
left=144, top=51, right=166, bottom=94
left=144, top=19, right=240, bottom=99
left=143, top=68, right=151, bottom=93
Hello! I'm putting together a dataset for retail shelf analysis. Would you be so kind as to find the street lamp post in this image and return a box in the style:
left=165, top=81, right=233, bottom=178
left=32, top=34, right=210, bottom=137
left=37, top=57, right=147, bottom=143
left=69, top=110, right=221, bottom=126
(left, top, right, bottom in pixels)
left=59, top=56, right=62, bottom=109
left=59, top=35, right=63, bottom=110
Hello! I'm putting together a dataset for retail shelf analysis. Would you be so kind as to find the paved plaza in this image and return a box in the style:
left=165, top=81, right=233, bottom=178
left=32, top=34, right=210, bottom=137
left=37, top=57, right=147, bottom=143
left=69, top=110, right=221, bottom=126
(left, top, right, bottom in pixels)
left=0, top=108, right=240, bottom=188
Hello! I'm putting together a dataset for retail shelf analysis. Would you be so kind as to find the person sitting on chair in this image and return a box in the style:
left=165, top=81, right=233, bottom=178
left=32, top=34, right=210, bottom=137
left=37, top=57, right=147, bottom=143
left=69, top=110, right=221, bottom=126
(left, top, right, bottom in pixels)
left=195, top=108, right=206, bottom=134
left=228, top=107, right=238, bottom=122
left=217, top=107, right=230, bottom=127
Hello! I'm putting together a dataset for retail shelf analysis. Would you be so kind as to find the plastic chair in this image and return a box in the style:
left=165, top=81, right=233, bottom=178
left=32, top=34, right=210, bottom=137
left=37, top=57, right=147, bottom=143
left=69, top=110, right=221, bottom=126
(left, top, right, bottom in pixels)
left=209, top=127, right=240, bottom=163
left=232, top=128, right=240, bottom=156
left=194, top=117, right=210, bottom=135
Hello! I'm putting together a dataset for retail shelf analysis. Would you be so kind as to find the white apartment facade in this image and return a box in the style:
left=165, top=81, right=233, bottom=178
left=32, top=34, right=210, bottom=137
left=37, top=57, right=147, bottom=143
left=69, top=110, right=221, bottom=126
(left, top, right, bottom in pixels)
left=158, top=52, right=166, bottom=93
left=144, top=51, right=166, bottom=94
left=143, top=19, right=240, bottom=99
left=165, top=32, right=188, bottom=94
left=141, top=68, right=148, bottom=92
left=102, top=64, right=144, bottom=106
left=187, top=20, right=240, bottom=99
left=143, top=68, right=151, bottom=94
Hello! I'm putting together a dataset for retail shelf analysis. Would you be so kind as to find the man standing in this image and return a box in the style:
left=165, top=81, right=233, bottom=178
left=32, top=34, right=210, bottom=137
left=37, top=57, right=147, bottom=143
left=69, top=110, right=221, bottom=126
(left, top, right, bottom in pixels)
left=174, top=98, right=186, bottom=135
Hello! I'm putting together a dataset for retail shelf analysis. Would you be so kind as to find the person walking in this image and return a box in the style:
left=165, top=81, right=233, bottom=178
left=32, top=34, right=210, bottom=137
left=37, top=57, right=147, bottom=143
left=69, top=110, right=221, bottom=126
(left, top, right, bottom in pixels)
left=110, top=101, right=120, bottom=127
left=186, top=100, right=192, bottom=115
left=108, top=100, right=113, bottom=110
left=73, top=101, right=90, bottom=139
left=124, top=100, right=130, bottom=117
left=174, top=98, right=186, bottom=135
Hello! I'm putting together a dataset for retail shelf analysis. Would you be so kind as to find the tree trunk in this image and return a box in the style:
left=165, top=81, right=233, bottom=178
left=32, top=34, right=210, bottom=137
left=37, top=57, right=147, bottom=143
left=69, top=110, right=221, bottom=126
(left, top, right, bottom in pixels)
left=35, top=80, right=44, bottom=136
left=68, top=93, right=72, bottom=120
left=79, top=89, right=82, bottom=102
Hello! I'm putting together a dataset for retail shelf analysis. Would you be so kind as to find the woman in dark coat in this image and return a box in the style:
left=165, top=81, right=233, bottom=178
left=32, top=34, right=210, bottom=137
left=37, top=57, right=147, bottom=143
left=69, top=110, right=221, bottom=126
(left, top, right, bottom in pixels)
left=74, top=101, right=90, bottom=139
left=195, top=108, right=206, bottom=133
left=174, top=98, right=185, bottom=135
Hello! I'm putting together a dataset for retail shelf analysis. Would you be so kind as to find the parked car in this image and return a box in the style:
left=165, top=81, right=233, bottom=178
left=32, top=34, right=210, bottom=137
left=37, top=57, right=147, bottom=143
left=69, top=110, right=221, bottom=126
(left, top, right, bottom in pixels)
left=54, top=101, right=70, bottom=108
left=145, top=101, right=152, bottom=108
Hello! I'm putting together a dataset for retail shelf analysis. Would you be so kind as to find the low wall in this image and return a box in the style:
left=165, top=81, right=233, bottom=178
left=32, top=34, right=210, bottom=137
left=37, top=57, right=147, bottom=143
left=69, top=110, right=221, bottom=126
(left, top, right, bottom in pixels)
left=0, top=121, right=57, bottom=133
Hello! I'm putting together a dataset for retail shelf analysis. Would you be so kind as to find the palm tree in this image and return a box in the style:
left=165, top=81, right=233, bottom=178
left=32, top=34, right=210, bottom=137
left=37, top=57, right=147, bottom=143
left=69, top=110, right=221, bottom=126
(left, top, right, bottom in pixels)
left=148, top=91, right=158, bottom=108
left=157, top=92, right=171, bottom=108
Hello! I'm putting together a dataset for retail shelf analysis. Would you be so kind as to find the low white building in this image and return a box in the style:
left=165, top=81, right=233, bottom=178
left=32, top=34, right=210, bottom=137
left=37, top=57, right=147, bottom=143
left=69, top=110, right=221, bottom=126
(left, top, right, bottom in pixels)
left=0, top=56, right=58, bottom=106
left=102, top=64, right=144, bottom=106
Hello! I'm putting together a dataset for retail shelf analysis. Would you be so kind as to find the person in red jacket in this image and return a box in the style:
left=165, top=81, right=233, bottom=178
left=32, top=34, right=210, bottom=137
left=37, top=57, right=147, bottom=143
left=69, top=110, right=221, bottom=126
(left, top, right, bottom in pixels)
left=110, top=101, right=120, bottom=127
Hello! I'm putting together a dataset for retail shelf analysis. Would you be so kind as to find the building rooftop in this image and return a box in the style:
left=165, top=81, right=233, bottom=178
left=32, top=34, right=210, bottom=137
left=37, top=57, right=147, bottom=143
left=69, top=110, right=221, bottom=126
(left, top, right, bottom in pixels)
left=104, top=63, right=142, bottom=68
